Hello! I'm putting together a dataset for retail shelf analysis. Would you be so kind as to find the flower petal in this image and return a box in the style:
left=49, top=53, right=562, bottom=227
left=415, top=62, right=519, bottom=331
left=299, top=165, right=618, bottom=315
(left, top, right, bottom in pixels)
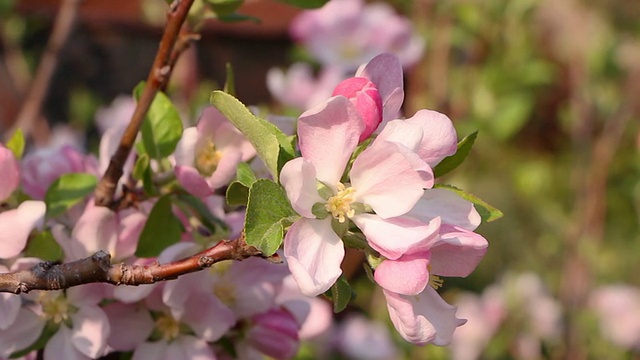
left=71, top=305, right=110, bottom=358
left=284, top=218, right=344, bottom=296
left=375, top=252, right=430, bottom=295
left=103, top=302, right=154, bottom=351
left=175, top=165, right=213, bottom=198
left=405, top=110, right=458, bottom=167
left=173, top=127, right=199, bottom=166
left=280, top=158, right=324, bottom=218
left=411, top=188, right=481, bottom=230
left=429, top=225, right=488, bottom=277
left=0, top=200, right=46, bottom=259
left=351, top=141, right=425, bottom=218
left=355, top=53, right=404, bottom=123
left=352, top=214, right=440, bottom=260
left=297, top=96, right=364, bottom=185
left=0, top=308, right=45, bottom=358
left=0, top=145, right=20, bottom=202
left=71, top=203, right=118, bottom=259
left=384, top=287, right=466, bottom=346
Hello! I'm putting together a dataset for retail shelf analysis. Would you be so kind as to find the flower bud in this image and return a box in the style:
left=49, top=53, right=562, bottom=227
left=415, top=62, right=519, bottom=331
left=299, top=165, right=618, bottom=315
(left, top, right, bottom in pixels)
left=0, top=145, right=20, bottom=202
left=332, top=77, right=383, bottom=142
left=245, top=308, right=300, bottom=360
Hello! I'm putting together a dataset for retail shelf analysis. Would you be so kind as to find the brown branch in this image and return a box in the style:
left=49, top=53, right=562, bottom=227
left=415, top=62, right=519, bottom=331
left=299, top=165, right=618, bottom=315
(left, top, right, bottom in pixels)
left=0, top=237, right=278, bottom=294
left=94, top=0, right=196, bottom=208
left=4, top=0, right=82, bottom=140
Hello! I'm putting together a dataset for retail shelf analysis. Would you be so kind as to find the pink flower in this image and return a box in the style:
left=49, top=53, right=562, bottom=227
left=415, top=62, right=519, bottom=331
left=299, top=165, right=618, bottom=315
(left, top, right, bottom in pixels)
left=0, top=200, right=46, bottom=259
left=290, top=0, right=424, bottom=71
left=174, top=106, right=256, bottom=198
left=281, top=95, right=428, bottom=296
left=384, top=286, right=466, bottom=346
left=589, top=284, right=640, bottom=350
left=21, top=145, right=98, bottom=200
left=332, top=77, right=383, bottom=142
left=0, top=144, right=20, bottom=202
left=267, top=63, right=344, bottom=111
left=245, top=308, right=300, bottom=359
left=334, top=314, right=398, bottom=360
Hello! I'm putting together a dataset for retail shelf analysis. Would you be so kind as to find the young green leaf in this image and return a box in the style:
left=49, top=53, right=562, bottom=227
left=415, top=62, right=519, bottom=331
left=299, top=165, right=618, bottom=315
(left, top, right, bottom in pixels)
left=135, top=195, right=184, bottom=258
left=226, top=162, right=257, bottom=206
left=5, top=129, right=25, bottom=159
left=244, top=179, right=298, bottom=256
left=433, top=131, right=478, bottom=178
left=325, top=275, right=352, bottom=313
left=133, top=83, right=183, bottom=160
left=45, top=173, right=97, bottom=217
left=210, top=91, right=295, bottom=181
left=435, top=184, right=504, bottom=222
left=175, top=192, right=229, bottom=237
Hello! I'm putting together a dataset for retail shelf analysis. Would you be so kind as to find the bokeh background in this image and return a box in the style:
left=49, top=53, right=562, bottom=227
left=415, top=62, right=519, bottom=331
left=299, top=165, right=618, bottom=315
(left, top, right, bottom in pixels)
left=1, top=0, right=639, bottom=359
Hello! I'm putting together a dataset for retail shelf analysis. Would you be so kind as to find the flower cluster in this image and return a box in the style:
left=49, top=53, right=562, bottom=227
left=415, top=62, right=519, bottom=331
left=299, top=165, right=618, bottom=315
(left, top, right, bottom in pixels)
left=267, top=0, right=424, bottom=112
left=279, top=53, right=489, bottom=345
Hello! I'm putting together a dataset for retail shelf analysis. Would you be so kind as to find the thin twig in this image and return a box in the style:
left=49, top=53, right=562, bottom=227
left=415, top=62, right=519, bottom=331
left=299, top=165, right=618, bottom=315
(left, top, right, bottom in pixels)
left=94, top=0, right=196, bottom=208
left=5, top=0, right=82, bottom=140
left=0, top=237, right=277, bottom=294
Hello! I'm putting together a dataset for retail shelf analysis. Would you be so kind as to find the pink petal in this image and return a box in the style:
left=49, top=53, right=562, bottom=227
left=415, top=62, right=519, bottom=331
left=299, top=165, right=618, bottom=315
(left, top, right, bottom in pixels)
left=375, top=252, right=430, bottom=295
left=350, top=140, right=425, bottom=218
left=280, top=158, right=324, bottom=218
left=204, top=148, right=243, bottom=190
left=332, top=77, right=383, bottom=141
left=70, top=305, right=110, bottom=358
left=180, top=290, right=235, bottom=342
left=45, top=326, right=91, bottom=360
left=410, top=188, right=481, bottom=230
left=297, top=96, right=364, bottom=186
left=405, top=110, right=458, bottom=167
left=0, top=145, right=20, bottom=202
left=355, top=53, right=404, bottom=123
left=173, top=127, right=198, bottom=166
left=429, top=225, right=488, bottom=277
left=384, top=287, right=466, bottom=346
left=213, top=121, right=256, bottom=162
left=71, top=203, right=117, bottom=259
left=102, top=302, right=155, bottom=351
left=352, top=214, right=439, bottom=260
left=175, top=165, right=213, bottom=198
left=0, top=200, right=46, bottom=259
left=284, top=218, right=345, bottom=296
left=0, top=308, right=45, bottom=358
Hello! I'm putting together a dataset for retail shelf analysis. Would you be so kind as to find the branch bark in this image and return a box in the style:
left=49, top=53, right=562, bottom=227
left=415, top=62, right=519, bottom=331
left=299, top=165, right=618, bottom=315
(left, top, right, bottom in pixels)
left=94, top=0, right=196, bottom=208
left=0, top=237, right=276, bottom=294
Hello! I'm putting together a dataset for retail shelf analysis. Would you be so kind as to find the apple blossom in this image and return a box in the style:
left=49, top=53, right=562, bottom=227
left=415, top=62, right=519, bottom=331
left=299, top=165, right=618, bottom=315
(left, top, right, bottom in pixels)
left=0, top=144, right=20, bottom=202
left=589, top=284, right=640, bottom=350
left=174, top=106, right=256, bottom=198
left=290, top=0, right=424, bottom=71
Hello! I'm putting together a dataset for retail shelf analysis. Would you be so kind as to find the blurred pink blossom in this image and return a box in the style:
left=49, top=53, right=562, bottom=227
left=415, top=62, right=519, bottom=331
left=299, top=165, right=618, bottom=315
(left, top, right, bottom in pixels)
left=334, top=314, right=398, bottom=360
left=0, top=144, right=20, bottom=202
left=267, top=63, right=344, bottom=111
left=290, top=0, right=424, bottom=71
left=589, top=284, right=640, bottom=350
left=0, top=201, right=46, bottom=259
left=20, top=144, right=98, bottom=200
left=244, top=308, right=300, bottom=359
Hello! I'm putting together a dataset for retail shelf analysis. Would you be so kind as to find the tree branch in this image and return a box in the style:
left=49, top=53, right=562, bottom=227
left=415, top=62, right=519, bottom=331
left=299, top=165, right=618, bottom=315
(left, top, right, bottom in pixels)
left=94, top=0, right=196, bottom=208
left=0, top=236, right=277, bottom=294
left=5, top=0, right=82, bottom=140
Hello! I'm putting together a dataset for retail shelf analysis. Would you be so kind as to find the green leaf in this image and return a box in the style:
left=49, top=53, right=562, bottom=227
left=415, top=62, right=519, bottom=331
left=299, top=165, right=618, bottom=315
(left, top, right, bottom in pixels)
left=5, top=129, right=25, bottom=159
left=435, top=184, right=504, bottom=222
left=134, top=82, right=183, bottom=160
left=433, top=131, right=478, bottom=178
left=175, top=192, right=229, bottom=237
left=203, top=0, right=243, bottom=15
left=135, top=195, right=184, bottom=258
left=244, top=179, right=298, bottom=256
left=210, top=91, right=295, bottom=181
left=325, top=275, right=352, bottom=313
left=226, top=162, right=257, bottom=206
left=132, top=154, right=155, bottom=195
left=23, top=229, right=63, bottom=262
left=275, top=0, right=328, bottom=9
left=45, top=173, right=97, bottom=217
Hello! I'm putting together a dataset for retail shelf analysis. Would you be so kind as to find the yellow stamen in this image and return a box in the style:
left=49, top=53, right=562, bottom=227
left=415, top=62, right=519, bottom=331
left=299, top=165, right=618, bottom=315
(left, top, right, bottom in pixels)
left=324, top=183, right=357, bottom=223
left=155, top=313, right=181, bottom=341
left=429, top=274, right=444, bottom=290
left=195, top=138, right=223, bottom=176
left=39, top=292, right=72, bottom=325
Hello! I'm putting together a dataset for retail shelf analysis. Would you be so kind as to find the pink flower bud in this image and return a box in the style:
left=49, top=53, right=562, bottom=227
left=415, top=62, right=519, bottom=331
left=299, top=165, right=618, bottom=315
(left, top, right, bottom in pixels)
left=0, top=145, right=20, bottom=202
left=246, top=308, right=300, bottom=360
left=332, top=77, right=383, bottom=142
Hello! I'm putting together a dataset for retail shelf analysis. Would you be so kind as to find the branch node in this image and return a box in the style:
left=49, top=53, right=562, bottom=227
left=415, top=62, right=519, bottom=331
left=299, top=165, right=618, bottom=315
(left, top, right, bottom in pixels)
left=198, top=256, right=215, bottom=267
